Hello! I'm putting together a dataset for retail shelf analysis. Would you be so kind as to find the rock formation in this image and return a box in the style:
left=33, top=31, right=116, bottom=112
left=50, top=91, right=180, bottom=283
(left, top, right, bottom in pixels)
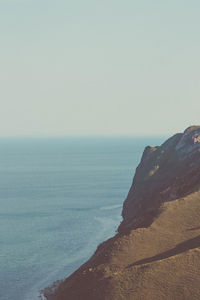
left=44, top=126, right=200, bottom=300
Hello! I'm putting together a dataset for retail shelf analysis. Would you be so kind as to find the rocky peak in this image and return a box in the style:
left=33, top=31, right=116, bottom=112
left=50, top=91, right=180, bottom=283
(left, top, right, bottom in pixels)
left=175, top=126, right=200, bottom=154
left=119, top=126, right=200, bottom=233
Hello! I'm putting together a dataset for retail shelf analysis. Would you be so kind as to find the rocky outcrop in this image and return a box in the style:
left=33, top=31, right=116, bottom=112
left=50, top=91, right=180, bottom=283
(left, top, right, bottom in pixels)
left=119, top=126, right=200, bottom=233
left=44, top=126, right=200, bottom=300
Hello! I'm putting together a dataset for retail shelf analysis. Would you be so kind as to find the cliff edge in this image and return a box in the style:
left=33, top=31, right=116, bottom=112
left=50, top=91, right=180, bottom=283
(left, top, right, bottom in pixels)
left=44, top=126, right=200, bottom=300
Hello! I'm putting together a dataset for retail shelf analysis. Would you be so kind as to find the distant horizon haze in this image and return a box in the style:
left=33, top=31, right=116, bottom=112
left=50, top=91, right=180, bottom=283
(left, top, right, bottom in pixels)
left=0, top=126, right=197, bottom=138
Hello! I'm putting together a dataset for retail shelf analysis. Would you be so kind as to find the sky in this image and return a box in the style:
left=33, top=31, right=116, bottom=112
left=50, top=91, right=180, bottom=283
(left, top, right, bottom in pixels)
left=0, top=0, right=199, bottom=137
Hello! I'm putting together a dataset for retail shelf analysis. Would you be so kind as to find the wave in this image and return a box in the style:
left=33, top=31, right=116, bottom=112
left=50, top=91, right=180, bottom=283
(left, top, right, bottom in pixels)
left=100, top=204, right=122, bottom=211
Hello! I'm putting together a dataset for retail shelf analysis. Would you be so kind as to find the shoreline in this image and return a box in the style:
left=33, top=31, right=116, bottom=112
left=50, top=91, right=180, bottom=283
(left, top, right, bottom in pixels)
left=39, top=213, right=122, bottom=300
left=40, top=280, right=63, bottom=300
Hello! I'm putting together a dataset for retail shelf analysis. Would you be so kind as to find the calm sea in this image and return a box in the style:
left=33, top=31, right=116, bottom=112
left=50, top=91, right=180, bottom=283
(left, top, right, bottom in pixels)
left=0, top=137, right=165, bottom=300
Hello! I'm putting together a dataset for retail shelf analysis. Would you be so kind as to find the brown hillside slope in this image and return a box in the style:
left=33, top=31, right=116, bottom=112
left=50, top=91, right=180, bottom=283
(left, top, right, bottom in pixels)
left=44, top=126, right=200, bottom=300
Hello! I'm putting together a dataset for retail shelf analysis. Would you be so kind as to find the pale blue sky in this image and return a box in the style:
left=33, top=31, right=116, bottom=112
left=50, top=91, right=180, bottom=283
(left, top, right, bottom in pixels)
left=0, top=0, right=199, bottom=136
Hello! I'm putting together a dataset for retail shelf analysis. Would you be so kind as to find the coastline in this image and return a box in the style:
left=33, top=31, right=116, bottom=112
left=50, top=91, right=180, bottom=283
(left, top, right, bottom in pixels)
left=39, top=211, right=122, bottom=300
left=42, top=127, right=200, bottom=300
left=41, top=280, right=63, bottom=300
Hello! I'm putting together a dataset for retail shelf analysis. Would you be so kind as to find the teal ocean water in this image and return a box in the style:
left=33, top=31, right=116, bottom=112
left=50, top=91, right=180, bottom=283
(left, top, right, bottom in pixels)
left=0, top=137, right=165, bottom=300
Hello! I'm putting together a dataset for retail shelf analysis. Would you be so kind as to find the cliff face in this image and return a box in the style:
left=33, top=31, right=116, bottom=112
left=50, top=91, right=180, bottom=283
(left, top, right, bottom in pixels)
left=119, top=125, right=200, bottom=232
left=45, top=126, right=200, bottom=300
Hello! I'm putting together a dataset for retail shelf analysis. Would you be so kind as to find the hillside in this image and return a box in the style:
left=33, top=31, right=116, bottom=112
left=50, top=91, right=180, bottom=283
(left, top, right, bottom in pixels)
left=44, top=126, right=200, bottom=300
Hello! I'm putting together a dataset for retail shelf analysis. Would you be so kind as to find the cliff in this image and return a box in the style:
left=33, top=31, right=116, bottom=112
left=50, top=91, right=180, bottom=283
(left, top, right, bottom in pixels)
left=44, top=126, right=200, bottom=300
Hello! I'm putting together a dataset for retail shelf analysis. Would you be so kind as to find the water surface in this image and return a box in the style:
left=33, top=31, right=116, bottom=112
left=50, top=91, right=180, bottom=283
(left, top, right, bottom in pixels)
left=0, top=136, right=165, bottom=300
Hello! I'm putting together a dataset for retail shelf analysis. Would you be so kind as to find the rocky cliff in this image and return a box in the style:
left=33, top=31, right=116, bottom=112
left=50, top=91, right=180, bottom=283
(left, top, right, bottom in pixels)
left=44, top=126, right=200, bottom=300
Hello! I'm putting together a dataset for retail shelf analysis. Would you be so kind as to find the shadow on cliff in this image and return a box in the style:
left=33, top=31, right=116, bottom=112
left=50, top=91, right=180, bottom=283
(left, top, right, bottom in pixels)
left=187, top=226, right=200, bottom=231
left=127, top=234, right=200, bottom=268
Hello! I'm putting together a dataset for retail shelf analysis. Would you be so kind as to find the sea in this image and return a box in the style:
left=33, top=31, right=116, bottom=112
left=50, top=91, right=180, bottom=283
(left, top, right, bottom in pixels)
left=0, top=136, right=165, bottom=300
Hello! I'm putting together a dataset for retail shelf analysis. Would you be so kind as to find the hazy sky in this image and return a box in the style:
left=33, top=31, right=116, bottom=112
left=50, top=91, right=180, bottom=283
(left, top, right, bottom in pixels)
left=0, top=0, right=199, bottom=136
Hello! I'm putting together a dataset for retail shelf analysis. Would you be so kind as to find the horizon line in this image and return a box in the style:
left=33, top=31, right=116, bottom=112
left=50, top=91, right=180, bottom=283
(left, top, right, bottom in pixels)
left=0, top=133, right=172, bottom=139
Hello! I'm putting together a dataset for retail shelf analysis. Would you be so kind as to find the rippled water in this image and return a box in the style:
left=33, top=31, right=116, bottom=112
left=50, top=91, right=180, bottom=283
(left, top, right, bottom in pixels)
left=0, top=136, right=165, bottom=300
